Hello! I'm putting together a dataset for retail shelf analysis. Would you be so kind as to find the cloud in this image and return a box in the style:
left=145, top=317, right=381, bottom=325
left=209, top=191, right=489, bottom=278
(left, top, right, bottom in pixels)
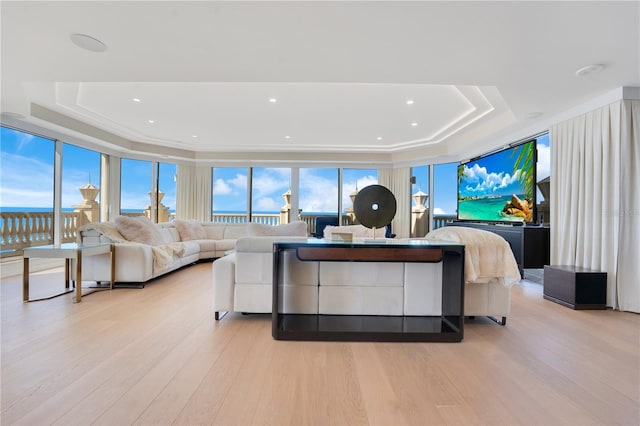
left=299, top=170, right=338, bottom=212
left=341, top=175, right=378, bottom=210
left=462, top=163, right=519, bottom=194
left=228, top=173, right=247, bottom=190
left=254, top=197, right=281, bottom=211
left=252, top=169, right=289, bottom=199
left=433, top=207, right=447, bottom=215
left=0, top=152, right=55, bottom=207
left=213, top=178, right=232, bottom=195
left=9, top=131, right=36, bottom=152
left=120, top=191, right=151, bottom=210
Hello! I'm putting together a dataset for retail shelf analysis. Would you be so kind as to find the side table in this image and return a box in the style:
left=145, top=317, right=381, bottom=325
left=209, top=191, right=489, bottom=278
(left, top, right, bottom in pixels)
left=23, top=243, right=114, bottom=303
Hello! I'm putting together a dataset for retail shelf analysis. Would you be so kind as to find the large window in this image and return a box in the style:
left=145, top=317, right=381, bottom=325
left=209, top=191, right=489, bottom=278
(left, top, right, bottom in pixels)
left=535, top=132, right=551, bottom=224
left=410, top=165, right=429, bottom=237
left=251, top=167, right=290, bottom=224
left=299, top=167, right=339, bottom=235
left=158, top=162, right=176, bottom=222
left=342, top=168, right=377, bottom=225
left=299, top=168, right=339, bottom=230
left=62, top=143, right=101, bottom=226
left=120, top=158, right=152, bottom=217
left=432, top=162, right=458, bottom=229
left=0, top=126, right=55, bottom=252
left=212, top=167, right=248, bottom=223
left=120, top=159, right=176, bottom=223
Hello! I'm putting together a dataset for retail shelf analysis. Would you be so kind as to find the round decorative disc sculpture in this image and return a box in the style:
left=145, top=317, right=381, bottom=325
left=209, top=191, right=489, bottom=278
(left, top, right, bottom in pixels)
left=353, top=185, right=397, bottom=233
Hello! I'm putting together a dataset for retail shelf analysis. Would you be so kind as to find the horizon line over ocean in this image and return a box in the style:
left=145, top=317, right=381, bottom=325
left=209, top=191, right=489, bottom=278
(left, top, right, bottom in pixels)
left=1, top=207, right=362, bottom=215
left=1, top=207, right=457, bottom=216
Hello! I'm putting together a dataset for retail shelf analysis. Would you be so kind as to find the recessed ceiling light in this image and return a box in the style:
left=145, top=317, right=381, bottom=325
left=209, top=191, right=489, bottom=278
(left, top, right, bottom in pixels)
left=411, top=122, right=418, bottom=127
left=377, top=136, right=383, bottom=140
left=284, top=135, right=291, bottom=139
left=269, top=98, right=277, bottom=103
left=132, top=98, right=141, bottom=103
left=406, top=100, right=414, bottom=105
left=70, top=33, right=107, bottom=52
left=148, top=119, right=155, bottom=124
left=192, top=135, right=198, bottom=138
left=575, top=64, right=605, bottom=76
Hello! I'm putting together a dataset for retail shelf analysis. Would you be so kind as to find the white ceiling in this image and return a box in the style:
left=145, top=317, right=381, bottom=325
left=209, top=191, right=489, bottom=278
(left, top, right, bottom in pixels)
left=1, top=1, right=639, bottom=164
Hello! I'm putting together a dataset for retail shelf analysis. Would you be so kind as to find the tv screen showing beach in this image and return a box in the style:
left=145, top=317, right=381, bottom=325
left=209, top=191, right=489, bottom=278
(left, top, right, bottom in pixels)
left=457, top=140, right=536, bottom=223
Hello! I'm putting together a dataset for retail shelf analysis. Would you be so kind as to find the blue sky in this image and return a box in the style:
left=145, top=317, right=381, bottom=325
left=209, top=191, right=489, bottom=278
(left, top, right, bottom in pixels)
left=212, top=167, right=379, bottom=213
left=0, top=126, right=550, bottom=216
left=459, top=141, right=534, bottom=198
left=459, top=135, right=550, bottom=201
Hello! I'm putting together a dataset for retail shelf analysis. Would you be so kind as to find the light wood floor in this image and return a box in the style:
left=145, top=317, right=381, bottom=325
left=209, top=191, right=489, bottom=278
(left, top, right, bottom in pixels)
left=1, top=262, right=638, bottom=426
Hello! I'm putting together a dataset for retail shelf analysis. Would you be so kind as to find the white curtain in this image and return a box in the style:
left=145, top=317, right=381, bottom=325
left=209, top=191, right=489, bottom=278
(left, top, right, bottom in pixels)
left=550, top=100, right=639, bottom=312
left=378, top=167, right=411, bottom=238
left=175, top=164, right=212, bottom=221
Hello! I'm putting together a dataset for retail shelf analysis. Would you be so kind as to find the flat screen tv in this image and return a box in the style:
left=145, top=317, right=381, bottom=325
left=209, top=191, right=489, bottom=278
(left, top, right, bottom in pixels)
left=457, top=139, right=537, bottom=224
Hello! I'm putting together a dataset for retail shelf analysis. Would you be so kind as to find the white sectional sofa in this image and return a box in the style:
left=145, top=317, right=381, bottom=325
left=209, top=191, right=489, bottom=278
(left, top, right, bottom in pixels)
left=212, top=236, right=313, bottom=319
left=78, top=217, right=249, bottom=284
left=213, top=227, right=521, bottom=324
left=213, top=237, right=446, bottom=320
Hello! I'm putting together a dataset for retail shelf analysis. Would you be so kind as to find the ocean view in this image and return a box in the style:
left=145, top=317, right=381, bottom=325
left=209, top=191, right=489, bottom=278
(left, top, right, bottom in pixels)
left=458, top=195, right=526, bottom=222
left=0, top=207, right=150, bottom=213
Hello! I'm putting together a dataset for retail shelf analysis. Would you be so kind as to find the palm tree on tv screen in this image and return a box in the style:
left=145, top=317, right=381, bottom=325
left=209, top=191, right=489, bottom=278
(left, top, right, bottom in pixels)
left=512, top=141, right=535, bottom=201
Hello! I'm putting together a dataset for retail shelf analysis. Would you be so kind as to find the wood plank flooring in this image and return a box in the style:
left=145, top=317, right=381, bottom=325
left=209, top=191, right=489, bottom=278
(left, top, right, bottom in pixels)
left=1, top=262, right=638, bottom=425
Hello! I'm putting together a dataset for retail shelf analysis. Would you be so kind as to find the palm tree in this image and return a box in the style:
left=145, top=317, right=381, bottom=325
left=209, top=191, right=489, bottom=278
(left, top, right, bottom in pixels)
left=511, top=141, right=535, bottom=200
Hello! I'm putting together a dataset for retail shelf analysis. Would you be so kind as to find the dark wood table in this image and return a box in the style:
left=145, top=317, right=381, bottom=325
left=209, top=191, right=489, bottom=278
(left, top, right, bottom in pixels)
left=272, top=239, right=465, bottom=342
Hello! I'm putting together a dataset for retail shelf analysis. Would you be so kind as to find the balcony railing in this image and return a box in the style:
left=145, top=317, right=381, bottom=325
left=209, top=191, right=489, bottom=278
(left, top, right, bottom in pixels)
left=0, top=211, right=80, bottom=257
left=1, top=210, right=457, bottom=258
left=210, top=213, right=281, bottom=225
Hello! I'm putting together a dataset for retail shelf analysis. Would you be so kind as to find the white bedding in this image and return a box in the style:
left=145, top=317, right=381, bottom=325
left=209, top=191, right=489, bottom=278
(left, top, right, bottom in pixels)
left=425, top=227, right=521, bottom=287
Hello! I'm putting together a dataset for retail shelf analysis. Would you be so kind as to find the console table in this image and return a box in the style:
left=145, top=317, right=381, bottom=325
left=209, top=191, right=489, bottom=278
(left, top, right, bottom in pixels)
left=272, top=240, right=465, bottom=342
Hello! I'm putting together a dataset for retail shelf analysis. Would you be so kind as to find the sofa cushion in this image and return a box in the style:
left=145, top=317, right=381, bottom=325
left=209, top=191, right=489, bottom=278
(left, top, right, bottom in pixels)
left=114, top=216, right=165, bottom=246
left=223, top=224, right=249, bottom=239
left=181, top=241, right=201, bottom=257
left=204, top=224, right=225, bottom=240
left=215, top=239, right=236, bottom=252
left=158, top=227, right=180, bottom=244
left=194, top=239, right=218, bottom=253
left=247, top=221, right=307, bottom=237
left=173, top=220, right=207, bottom=241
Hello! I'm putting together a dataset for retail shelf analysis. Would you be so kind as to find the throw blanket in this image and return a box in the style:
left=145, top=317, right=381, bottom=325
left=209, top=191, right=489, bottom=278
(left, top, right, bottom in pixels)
left=425, top=227, right=521, bottom=287
left=151, top=243, right=186, bottom=272
left=79, top=222, right=186, bottom=273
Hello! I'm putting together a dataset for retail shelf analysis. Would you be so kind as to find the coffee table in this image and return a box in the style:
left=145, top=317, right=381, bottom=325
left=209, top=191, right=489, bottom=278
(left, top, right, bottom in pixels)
left=23, top=243, right=114, bottom=303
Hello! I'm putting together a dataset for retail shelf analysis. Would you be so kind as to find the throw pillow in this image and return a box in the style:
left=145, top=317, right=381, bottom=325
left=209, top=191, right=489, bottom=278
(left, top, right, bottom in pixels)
left=114, top=216, right=165, bottom=246
left=247, top=221, right=307, bottom=237
left=173, top=219, right=207, bottom=241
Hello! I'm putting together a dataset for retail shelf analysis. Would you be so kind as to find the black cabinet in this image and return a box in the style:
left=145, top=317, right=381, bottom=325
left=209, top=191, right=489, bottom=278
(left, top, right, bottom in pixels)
left=543, top=265, right=607, bottom=309
left=446, top=222, right=550, bottom=275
